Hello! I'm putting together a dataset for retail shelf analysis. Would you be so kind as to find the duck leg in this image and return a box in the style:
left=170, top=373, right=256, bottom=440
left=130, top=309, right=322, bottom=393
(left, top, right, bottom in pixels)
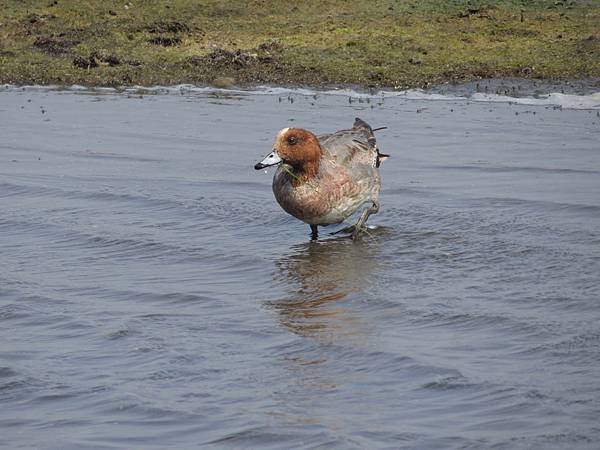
left=351, top=201, right=379, bottom=240
left=310, top=224, right=319, bottom=240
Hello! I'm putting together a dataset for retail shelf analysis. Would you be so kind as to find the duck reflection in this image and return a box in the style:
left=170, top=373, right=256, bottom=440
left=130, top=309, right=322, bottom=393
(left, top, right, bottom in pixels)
left=263, top=235, right=383, bottom=427
left=266, top=235, right=381, bottom=342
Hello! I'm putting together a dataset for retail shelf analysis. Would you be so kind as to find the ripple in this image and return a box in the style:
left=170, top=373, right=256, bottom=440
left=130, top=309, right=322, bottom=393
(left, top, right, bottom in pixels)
left=1, top=86, right=599, bottom=449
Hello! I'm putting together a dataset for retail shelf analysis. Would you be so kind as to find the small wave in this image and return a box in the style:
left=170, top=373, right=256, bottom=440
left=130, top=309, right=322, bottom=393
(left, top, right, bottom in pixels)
left=472, top=197, right=600, bottom=217
left=433, top=164, right=600, bottom=176
left=420, top=374, right=475, bottom=391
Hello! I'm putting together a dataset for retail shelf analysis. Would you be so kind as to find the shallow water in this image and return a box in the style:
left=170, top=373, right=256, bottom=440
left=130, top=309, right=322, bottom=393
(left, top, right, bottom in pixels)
left=1, top=85, right=599, bottom=449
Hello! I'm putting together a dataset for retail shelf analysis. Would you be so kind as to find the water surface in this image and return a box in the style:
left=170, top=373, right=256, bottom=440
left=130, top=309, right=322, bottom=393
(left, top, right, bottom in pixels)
left=1, top=85, right=599, bottom=449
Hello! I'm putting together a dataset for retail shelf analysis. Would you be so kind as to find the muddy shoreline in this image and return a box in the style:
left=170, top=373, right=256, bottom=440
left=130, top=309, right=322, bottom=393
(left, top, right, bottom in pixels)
left=1, top=1, right=598, bottom=89
left=3, top=77, right=600, bottom=105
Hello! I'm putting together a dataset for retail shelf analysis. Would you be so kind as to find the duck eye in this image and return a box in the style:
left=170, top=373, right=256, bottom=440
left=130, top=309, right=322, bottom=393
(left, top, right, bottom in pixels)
left=287, top=136, right=298, bottom=145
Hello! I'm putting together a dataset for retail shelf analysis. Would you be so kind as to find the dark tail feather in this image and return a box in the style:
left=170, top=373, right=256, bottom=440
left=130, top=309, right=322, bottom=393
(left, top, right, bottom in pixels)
left=376, top=151, right=389, bottom=167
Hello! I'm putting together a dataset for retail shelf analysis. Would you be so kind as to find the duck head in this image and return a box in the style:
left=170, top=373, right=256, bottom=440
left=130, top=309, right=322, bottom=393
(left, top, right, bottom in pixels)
left=255, top=128, right=322, bottom=179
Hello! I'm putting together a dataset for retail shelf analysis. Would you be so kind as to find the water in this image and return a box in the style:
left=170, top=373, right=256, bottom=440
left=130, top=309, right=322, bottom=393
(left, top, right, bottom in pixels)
left=1, top=85, right=599, bottom=449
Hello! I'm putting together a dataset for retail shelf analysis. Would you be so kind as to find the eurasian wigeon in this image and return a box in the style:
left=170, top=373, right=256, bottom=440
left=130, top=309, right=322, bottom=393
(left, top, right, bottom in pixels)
left=255, top=118, right=388, bottom=239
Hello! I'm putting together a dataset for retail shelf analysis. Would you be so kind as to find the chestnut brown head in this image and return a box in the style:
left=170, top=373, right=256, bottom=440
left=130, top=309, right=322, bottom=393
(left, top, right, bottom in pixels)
left=254, top=128, right=322, bottom=179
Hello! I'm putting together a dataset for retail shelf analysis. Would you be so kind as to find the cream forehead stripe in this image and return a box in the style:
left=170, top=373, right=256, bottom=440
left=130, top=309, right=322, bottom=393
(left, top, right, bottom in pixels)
left=275, top=127, right=291, bottom=143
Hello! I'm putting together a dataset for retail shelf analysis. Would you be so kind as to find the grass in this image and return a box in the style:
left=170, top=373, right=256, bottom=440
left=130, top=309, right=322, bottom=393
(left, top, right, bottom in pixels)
left=0, top=0, right=598, bottom=88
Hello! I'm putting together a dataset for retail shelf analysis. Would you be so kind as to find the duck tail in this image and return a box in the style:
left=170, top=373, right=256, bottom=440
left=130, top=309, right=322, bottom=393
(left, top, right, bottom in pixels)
left=353, top=117, right=373, bottom=131
left=354, top=118, right=390, bottom=167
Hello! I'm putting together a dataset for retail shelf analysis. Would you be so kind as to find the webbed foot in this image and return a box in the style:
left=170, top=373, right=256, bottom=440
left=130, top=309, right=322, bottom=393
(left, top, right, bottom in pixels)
left=331, top=224, right=356, bottom=236
left=334, top=201, right=381, bottom=240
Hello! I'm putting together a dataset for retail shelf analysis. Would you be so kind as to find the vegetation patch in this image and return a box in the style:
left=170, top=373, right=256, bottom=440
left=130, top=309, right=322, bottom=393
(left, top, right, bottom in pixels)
left=33, top=36, right=80, bottom=55
left=145, top=21, right=190, bottom=34
left=73, top=52, right=121, bottom=69
left=147, top=36, right=181, bottom=47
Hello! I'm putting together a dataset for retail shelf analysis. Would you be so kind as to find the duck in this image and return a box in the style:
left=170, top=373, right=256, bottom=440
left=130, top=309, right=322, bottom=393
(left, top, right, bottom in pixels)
left=254, top=118, right=388, bottom=240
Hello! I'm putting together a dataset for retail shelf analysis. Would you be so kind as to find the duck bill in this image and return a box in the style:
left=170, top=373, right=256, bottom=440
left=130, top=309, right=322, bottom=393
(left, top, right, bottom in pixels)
left=254, top=150, right=282, bottom=170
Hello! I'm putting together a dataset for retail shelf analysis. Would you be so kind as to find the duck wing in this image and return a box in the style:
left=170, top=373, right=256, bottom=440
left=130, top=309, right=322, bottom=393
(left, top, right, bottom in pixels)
left=318, top=118, right=388, bottom=168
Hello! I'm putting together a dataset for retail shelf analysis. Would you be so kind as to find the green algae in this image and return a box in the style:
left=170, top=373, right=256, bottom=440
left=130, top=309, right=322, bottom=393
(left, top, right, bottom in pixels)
left=0, top=0, right=598, bottom=88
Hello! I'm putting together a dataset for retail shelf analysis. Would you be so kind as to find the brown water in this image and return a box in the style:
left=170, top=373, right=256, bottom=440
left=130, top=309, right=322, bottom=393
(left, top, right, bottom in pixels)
left=1, top=85, right=600, bottom=449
